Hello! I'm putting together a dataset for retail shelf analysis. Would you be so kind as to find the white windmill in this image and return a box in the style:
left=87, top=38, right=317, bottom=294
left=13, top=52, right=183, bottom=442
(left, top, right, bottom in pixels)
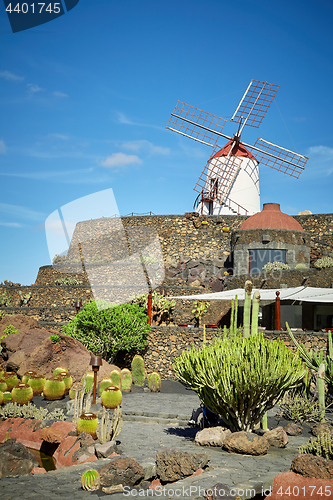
left=166, top=80, right=308, bottom=216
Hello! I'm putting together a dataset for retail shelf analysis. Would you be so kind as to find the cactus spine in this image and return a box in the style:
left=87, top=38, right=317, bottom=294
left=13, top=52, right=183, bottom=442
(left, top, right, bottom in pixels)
left=131, top=355, right=145, bottom=386
left=81, top=469, right=100, bottom=491
left=318, top=362, right=326, bottom=422
left=243, top=281, right=253, bottom=338
left=148, top=372, right=161, bottom=392
left=121, top=368, right=132, bottom=393
left=109, top=369, right=122, bottom=391
left=96, top=405, right=123, bottom=444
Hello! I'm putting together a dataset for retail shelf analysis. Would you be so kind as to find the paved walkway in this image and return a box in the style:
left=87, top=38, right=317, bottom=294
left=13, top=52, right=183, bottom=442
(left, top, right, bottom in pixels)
left=0, top=388, right=314, bottom=500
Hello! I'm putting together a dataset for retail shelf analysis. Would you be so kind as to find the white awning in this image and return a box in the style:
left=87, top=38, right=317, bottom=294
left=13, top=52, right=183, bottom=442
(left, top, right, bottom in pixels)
left=168, top=286, right=333, bottom=303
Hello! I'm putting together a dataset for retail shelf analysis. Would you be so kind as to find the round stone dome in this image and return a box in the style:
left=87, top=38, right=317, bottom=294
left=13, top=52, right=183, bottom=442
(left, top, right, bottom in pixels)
left=239, top=203, right=304, bottom=231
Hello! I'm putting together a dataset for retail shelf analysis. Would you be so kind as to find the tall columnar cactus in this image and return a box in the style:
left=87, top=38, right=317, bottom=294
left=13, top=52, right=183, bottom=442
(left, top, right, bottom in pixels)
left=251, top=291, right=260, bottom=336
left=318, top=362, right=326, bottom=422
left=121, top=368, right=132, bottom=393
left=148, top=372, right=161, bottom=392
left=131, top=355, right=145, bottom=386
left=173, top=332, right=306, bottom=432
left=243, top=280, right=253, bottom=338
left=229, top=296, right=238, bottom=337
left=73, top=375, right=93, bottom=425
left=96, top=405, right=123, bottom=444
left=109, top=369, right=122, bottom=391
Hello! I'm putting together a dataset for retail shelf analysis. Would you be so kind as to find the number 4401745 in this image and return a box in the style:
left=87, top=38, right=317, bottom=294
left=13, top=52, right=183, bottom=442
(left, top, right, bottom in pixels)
left=276, top=485, right=331, bottom=496
left=6, top=3, right=62, bottom=14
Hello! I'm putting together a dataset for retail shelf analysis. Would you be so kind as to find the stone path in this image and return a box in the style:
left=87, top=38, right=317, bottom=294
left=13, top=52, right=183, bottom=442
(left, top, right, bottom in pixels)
left=0, top=390, right=314, bottom=500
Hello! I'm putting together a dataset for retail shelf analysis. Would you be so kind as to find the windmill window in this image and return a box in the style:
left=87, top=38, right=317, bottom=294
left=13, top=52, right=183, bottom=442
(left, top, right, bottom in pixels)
left=249, top=249, right=287, bottom=273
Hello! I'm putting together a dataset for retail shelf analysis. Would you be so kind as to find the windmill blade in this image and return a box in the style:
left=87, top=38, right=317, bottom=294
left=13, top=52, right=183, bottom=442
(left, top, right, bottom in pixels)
left=231, top=80, right=279, bottom=130
left=166, top=101, right=227, bottom=147
left=247, top=138, right=308, bottom=179
left=194, top=149, right=241, bottom=202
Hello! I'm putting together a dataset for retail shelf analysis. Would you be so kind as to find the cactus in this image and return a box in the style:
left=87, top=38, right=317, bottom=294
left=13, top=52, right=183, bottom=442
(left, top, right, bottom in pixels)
left=0, top=378, right=8, bottom=392
left=43, top=376, right=66, bottom=401
left=261, top=411, right=268, bottom=431
left=28, top=374, right=46, bottom=396
left=98, top=377, right=113, bottom=397
left=57, top=371, right=73, bottom=394
left=53, top=367, right=69, bottom=377
left=18, top=290, right=32, bottom=305
left=148, top=372, right=161, bottom=392
left=121, top=368, right=132, bottom=393
left=69, top=381, right=82, bottom=400
left=81, top=469, right=100, bottom=491
left=77, top=412, right=99, bottom=439
left=81, top=371, right=94, bottom=393
left=73, top=375, right=93, bottom=425
left=3, top=391, right=12, bottom=402
left=0, top=391, right=4, bottom=405
left=101, top=386, right=122, bottom=409
left=243, top=281, right=252, bottom=338
left=3, top=372, right=19, bottom=391
left=251, top=291, right=260, bottom=336
left=11, top=383, right=33, bottom=405
left=96, top=405, right=123, bottom=444
left=298, top=430, right=333, bottom=459
left=109, top=369, right=122, bottom=391
left=131, top=355, right=145, bottom=386
left=318, top=362, right=326, bottom=422
left=229, top=296, right=238, bottom=336
left=22, top=370, right=37, bottom=384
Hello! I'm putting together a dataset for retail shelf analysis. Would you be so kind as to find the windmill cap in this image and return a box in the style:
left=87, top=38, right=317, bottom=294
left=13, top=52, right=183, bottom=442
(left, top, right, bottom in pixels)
left=239, top=203, right=304, bottom=231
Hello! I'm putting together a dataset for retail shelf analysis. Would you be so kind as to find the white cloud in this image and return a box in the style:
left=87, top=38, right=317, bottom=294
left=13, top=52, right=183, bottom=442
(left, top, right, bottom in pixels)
left=0, top=203, right=44, bottom=221
left=0, top=140, right=6, bottom=154
left=307, top=145, right=333, bottom=159
left=0, top=70, right=24, bottom=81
left=0, top=222, right=22, bottom=227
left=116, top=111, right=164, bottom=130
left=53, top=91, right=68, bottom=98
left=122, top=140, right=170, bottom=155
left=306, top=145, right=333, bottom=176
left=101, top=152, right=142, bottom=168
left=27, top=83, right=44, bottom=93
left=47, top=133, right=69, bottom=140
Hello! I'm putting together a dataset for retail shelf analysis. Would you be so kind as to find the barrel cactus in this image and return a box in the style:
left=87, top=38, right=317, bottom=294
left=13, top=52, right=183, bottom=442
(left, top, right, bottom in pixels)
left=53, top=366, right=69, bottom=377
left=109, top=369, right=122, bottom=391
left=77, top=412, right=99, bottom=440
left=57, top=371, right=73, bottom=394
left=3, top=391, right=12, bottom=402
left=0, top=391, right=4, bottom=405
left=131, top=355, right=145, bottom=386
left=81, top=469, right=100, bottom=491
left=101, top=386, right=122, bottom=409
left=81, top=371, right=94, bottom=393
left=11, top=383, right=34, bottom=405
left=148, top=372, right=161, bottom=392
left=69, top=381, right=82, bottom=400
left=28, top=374, right=46, bottom=396
left=43, top=376, right=66, bottom=401
left=3, top=372, right=19, bottom=391
left=121, top=368, right=132, bottom=393
left=0, top=378, right=7, bottom=393
left=22, top=370, right=37, bottom=384
left=98, top=377, right=113, bottom=397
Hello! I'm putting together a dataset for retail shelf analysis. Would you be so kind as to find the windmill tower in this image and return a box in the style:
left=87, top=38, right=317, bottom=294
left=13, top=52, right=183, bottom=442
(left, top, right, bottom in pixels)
left=166, top=80, right=308, bottom=216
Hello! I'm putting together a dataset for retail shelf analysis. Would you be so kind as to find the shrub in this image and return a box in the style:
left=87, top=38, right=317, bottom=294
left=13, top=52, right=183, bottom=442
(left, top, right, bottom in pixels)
left=173, top=331, right=306, bottom=432
left=0, top=402, right=65, bottom=420
left=276, top=393, right=324, bottom=423
left=48, top=334, right=61, bottom=344
left=0, top=324, right=18, bottom=355
left=262, top=261, right=290, bottom=272
left=298, top=431, right=333, bottom=459
left=61, top=300, right=149, bottom=363
left=295, top=263, right=308, bottom=270
left=314, top=256, right=333, bottom=269
left=54, top=277, right=83, bottom=286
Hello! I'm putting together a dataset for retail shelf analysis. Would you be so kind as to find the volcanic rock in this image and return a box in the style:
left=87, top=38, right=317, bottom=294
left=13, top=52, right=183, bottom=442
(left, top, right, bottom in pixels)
left=0, top=439, right=38, bottom=478
left=284, top=422, right=303, bottom=436
left=311, top=422, right=333, bottom=437
left=291, top=453, right=333, bottom=479
left=156, top=447, right=210, bottom=482
left=263, top=426, right=289, bottom=448
left=99, top=457, right=144, bottom=487
left=195, top=427, right=231, bottom=447
left=222, top=431, right=270, bottom=456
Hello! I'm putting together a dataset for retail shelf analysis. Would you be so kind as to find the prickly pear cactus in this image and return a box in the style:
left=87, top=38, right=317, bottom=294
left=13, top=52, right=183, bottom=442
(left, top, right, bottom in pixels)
left=121, top=368, right=132, bottom=393
left=81, top=469, right=100, bottom=491
left=131, top=355, right=145, bottom=386
left=148, top=372, right=161, bottom=392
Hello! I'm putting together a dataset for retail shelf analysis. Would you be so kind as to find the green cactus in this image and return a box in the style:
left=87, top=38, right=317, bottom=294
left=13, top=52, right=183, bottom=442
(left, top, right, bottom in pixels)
left=3, top=372, right=19, bottom=391
left=318, top=362, right=326, bottom=422
left=101, top=386, right=122, bottom=409
left=0, top=379, right=8, bottom=392
left=131, top=355, right=145, bottom=386
left=121, top=368, right=132, bottom=393
left=298, top=430, right=333, bottom=459
left=98, top=377, right=113, bottom=397
left=11, top=383, right=33, bottom=405
left=57, top=371, right=73, bottom=394
left=28, top=374, right=46, bottom=396
left=81, top=469, right=100, bottom=491
left=81, top=371, right=94, bottom=393
left=229, top=296, right=238, bottom=337
left=148, top=372, right=161, bottom=392
left=173, top=331, right=306, bottom=432
left=243, top=280, right=252, bottom=338
left=43, top=377, right=66, bottom=401
left=3, top=391, right=12, bottom=403
left=53, top=366, right=69, bottom=377
left=251, top=291, right=260, bottom=336
left=109, top=369, right=122, bottom=391
left=22, top=370, right=37, bottom=384
left=69, top=381, right=82, bottom=400
left=0, top=391, right=4, bottom=405
left=96, top=405, right=123, bottom=444
left=77, top=412, right=99, bottom=439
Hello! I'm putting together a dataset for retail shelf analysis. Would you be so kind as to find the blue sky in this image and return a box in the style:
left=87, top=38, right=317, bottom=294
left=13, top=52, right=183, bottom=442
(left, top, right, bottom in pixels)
left=0, top=0, right=333, bottom=285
